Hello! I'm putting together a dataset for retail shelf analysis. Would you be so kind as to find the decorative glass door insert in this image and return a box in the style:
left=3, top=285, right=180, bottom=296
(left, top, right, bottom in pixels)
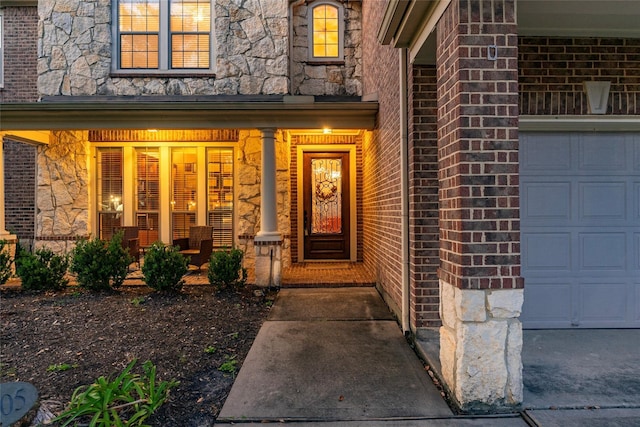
left=303, top=152, right=350, bottom=260
left=310, top=158, right=342, bottom=234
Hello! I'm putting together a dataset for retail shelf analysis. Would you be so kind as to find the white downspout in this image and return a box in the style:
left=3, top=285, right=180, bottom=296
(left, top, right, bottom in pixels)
left=400, top=49, right=410, bottom=335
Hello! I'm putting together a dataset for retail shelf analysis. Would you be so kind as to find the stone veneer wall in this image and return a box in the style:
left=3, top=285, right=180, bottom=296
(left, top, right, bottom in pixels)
left=236, top=129, right=291, bottom=273
left=519, top=37, right=640, bottom=115
left=37, top=0, right=289, bottom=96
left=290, top=0, right=362, bottom=96
left=35, top=131, right=89, bottom=253
left=0, top=6, right=39, bottom=102
left=436, top=0, right=523, bottom=411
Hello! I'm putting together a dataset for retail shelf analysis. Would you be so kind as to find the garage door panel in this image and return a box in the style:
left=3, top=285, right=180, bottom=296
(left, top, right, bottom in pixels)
left=521, top=133, right=571, bottom=171
left=521, top=282, right=572, bottom=327
left=523, top=233, right=571, bottom=271
left=579, top=182, right=627, bottom=221
left=580, top=233, right=627, bottom=271
left=580, top=282, right=628, bottom=324
left=521, top=132, right=639, bottom=329
left=579, top=134, right=627, bottom=171
left=522, top=182, right=571, bottom=221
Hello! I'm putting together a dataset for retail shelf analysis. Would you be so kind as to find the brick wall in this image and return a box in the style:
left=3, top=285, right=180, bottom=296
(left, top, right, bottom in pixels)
left=0, top=7, right=38, bottom=102
left=519, top=37, right=640, bottom=115
left=361, top=0, right=404, bottom=315
left=3, top=139, right=36, bottom=245
left=436, top=0, right=522, bottom=291
left=408, top=65, right=440, bottom=328
left=289, top=134, right=363, bottom=264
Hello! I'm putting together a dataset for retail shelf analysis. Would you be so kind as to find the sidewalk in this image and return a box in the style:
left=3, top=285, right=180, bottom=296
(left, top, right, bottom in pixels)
left=215, top=288, right=528, bottom=426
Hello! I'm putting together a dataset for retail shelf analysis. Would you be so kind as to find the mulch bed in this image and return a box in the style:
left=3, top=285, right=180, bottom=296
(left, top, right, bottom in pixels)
left=0, top=285, right=273, bottom=426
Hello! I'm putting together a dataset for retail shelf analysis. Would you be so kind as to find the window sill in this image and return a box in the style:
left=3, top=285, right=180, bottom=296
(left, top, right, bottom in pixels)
left=110, top=70, right=216, bottom=78
left=306, top=60, right=345, bottom=66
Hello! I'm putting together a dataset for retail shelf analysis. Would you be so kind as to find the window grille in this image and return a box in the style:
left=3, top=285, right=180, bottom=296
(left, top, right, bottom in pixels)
left=207, top=148, right=233, bottom=248
left=97, top=148, right=124, bottom=240
left=309, top=1, right=343, bottom=61
left=135, top=148, right=160, bottom=246
left=171, top=148, right=198, bottom=240
left=116, top=0, right=211, bottom=71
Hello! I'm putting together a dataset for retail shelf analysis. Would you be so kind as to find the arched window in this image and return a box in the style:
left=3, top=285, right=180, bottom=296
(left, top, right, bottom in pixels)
left=308, top=1, right=344, bottom=61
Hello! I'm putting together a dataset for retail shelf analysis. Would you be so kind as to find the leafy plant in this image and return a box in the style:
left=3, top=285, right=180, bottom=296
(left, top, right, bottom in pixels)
left=54, top=359, right=178, bottom=427
left=130, top=296, right=146, bottom=306
left=70, top=233, right=132, bottom=291
left=204, top=346, right=217, bottom=354
left=142, top=242, right=188, bottom=292
left=208, top=248, right=247, bottom=292
left=0, top=239, right=13, bottom=285
left=47, top=363, right=78, bottom=372
left=218, top=355, right=238, bottom=376
left=16, top=246, right=69, bottom=291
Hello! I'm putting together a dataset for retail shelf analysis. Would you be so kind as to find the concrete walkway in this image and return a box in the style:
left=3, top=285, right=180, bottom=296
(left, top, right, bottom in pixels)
left=216, top=288, right=528, bottom=426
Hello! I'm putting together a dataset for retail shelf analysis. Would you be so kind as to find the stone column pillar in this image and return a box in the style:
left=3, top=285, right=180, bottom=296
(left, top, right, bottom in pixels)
left=0, top=138, right=18, bottom=273
left=254, top=128, right=282, bottom=287
left=436, top=0, right=523, bottom=412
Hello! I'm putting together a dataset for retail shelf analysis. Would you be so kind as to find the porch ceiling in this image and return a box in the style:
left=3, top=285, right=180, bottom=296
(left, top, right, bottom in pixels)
left=0, top=97, right=378, bottom=131
left=380, top=0, right=640, bottom=65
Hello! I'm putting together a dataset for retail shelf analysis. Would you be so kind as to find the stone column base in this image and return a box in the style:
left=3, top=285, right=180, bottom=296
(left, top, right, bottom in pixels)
left=254, top=235, right=282, bottom=287
left=439, top=279, right=524, bottom=412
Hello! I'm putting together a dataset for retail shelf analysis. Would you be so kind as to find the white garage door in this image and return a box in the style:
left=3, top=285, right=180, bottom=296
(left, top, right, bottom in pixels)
left=520, top=132, right=640, bottom=328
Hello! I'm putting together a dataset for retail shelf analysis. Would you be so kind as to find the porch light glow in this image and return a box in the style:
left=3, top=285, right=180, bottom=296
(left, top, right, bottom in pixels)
left=323, top=128, right=332, bottom=134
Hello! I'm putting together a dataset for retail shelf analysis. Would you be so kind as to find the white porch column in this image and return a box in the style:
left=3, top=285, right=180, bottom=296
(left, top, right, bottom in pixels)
left=254, top=128, right=282, bottom=287
left=0, top=138, right=18, bottom=273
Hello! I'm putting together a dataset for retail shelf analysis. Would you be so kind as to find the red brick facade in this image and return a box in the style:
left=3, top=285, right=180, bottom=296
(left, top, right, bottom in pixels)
left=519, top=37, right=640, bottom=115
left=436, top=0, right=522, bottom=290
left=4, top=139, right=36, bottom=244
left=289, top=134, right=364, bottom=264
left=408, top=65, right=440, bottom=328
left=0, top=7, right=38, bottom=102
left=361, top=0, right=404, bottom=314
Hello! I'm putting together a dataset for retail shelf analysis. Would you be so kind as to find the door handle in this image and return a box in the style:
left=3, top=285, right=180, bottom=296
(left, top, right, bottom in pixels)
left=304, top=210, right=309, bottom=236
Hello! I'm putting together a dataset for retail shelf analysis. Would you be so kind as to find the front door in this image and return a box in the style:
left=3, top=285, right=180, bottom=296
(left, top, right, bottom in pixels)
left=303, top=152, right=350, bottom=259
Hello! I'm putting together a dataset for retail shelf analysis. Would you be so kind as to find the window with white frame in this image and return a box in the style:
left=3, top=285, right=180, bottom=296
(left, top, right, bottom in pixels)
left=115, top=0, right=213, bottom=72
left=308, top=0, right=344, bottom=62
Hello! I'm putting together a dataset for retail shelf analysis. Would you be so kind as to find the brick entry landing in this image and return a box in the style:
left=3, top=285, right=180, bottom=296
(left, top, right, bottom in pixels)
left=281, top=262, right=375, bottom=287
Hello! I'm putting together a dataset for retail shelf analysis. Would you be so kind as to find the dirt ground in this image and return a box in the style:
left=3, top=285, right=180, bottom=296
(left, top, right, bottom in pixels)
left=0, top=284, right=272, bottom=426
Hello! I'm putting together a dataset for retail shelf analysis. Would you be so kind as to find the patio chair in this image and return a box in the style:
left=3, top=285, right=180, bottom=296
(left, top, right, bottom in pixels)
left=173, top=226, right=214, bottom=270
left=115, top=226, right=140, bottom=268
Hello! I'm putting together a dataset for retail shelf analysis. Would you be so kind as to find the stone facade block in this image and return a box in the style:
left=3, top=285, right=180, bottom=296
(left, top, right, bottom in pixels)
left=455, top=287, right=486, bottom=322
left=506, top=320, right=523, bottom=403
left=455, top=320, right=508, bottom=405
left=487, top=289, right=523, bottom=318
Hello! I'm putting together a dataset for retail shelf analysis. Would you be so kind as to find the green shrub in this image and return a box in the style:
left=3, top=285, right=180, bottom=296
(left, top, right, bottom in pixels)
left=208, top=248, right=247, bottom=292
left=70, top=233, right=132, bottom=291
left=142, top=242, right=188, bottom=292
left=0, top=239, right=12, bottom=285
left=16, top=246, right=69, bottom=291
left=54, top=359, right=178, bottom=427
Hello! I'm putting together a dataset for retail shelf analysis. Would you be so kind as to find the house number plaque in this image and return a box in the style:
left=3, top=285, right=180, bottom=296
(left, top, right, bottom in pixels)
left=0, top=382, right=38, bottom=426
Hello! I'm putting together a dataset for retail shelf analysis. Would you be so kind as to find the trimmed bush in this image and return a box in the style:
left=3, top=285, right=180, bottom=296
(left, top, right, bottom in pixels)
left=71, top=233, right=132, bottom=291
left=0, top=239, right=12, bottom=285
left=16, top=246, right=69, bottom=291
left=142, top=242, right=188, bottom=292
left=208, top=248, right=247, bottom=292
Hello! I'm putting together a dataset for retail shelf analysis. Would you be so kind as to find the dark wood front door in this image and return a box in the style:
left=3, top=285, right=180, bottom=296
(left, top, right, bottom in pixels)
left=303, top=152, right=350, bottom=260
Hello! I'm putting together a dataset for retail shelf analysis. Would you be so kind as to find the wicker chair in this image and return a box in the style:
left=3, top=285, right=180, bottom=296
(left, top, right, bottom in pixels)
left=115, top=226, right=140, bottom=268
left=173, top=226, right=214, bottom=270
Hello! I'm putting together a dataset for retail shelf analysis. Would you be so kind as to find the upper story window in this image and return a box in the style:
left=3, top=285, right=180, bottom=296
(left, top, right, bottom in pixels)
left=308, top=1, right=344, bottom=62
left=115, top=0, right=213, bottom=73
